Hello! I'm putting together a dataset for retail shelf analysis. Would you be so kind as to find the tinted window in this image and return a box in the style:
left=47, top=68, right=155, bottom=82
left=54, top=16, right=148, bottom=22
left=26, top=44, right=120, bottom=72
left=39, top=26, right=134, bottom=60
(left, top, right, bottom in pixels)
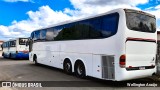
left=55, top=13, right=119, bottom=40
left=40, top=29, right=47, bottom=40
left=19, top=38, right=28, bottom=45
left=102, top=14, right=119, bottom=37
left=31, top=32, right=34, bottom=39
left=46, top=28, right=54, bottom=41
left=10, top=40, right=16, bottom=47
left=3, top=42, right=10, bottom=48
left=34, top=31, right=40, bottom=40
left=2, top=43, right=6, bottom=48
left=4, top=43, right=6, bottom=48
left=32, top=13, right=119, bottom=41
left=7, top=42, right=9, bottom=47
left=125, top=9, right=156, bottom=33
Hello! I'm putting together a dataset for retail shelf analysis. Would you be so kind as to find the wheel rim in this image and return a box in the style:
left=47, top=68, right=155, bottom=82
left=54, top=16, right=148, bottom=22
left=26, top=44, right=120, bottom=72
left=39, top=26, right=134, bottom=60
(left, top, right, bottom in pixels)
left=77, top=64, right=84, bottom=75
left=65, top=63, right=71, bottom=72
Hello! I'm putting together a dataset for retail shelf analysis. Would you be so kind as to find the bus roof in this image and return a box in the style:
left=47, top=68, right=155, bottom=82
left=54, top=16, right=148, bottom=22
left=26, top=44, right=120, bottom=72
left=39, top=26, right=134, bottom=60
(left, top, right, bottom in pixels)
left=124, top=9, right=155, bottom=18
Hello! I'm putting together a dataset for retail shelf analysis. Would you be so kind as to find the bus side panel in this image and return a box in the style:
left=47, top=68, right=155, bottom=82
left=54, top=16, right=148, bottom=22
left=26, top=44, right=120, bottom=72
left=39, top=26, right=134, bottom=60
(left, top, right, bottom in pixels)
left=2, top=48, right=9, bottom=58
left=92, top=55, right=102, bottom=78
left=36, top=50, right=46, bottom=64
left=51, top=51, right=60, bottom=68
left=9, top=47, right=16, bottom=56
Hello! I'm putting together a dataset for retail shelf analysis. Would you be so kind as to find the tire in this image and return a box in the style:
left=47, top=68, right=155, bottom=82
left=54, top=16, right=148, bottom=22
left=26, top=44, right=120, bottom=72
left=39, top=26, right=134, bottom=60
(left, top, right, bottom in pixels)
left=63, top=60, right=72, bottom=74
left=75, top=61, right=86, bottom=78
left=9, top=53, right=12, bottom=59
left=33, top=55, right=38, bottom=65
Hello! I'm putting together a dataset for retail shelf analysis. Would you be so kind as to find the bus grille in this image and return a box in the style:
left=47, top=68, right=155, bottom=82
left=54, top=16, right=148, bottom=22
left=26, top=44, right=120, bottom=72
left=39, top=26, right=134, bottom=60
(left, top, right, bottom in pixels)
left=101, top=55, right=115, bottom=79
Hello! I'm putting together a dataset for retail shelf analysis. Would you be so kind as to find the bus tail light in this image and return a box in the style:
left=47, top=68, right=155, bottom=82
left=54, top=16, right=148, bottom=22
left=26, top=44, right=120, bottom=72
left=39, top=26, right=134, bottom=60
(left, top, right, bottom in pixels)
left=119, top=54, right=126, bottom=68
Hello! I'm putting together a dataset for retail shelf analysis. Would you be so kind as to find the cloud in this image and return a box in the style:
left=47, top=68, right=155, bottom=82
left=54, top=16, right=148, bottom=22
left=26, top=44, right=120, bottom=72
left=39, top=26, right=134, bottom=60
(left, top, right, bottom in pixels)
left=64, top=0, right=146, bottom=17
left=145, top=5, right=160, bottom=20
left=3, top=0, right=33, bottom=3
left=83, top=0, right=149, bottom=6
left=0, top=5, right=74, bottom=40
left=155, top=5, right=160, bottom=9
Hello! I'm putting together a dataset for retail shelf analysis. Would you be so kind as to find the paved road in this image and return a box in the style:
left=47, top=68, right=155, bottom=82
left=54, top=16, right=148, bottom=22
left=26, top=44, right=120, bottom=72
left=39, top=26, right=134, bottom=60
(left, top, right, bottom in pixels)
left=0, top=57, right=160, bottom=90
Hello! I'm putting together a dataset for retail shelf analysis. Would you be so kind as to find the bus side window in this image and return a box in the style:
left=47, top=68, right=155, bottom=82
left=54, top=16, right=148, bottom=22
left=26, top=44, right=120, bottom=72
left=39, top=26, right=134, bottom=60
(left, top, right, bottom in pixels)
left=4, top=43, right=6, bottom=48
left=11, top=41, right=16, bottom=47
left=3, top=43, right=5, bottom=48
left=9, top=42, right=11, bottom=47
left=101, top=14, right=119, bottom=37
left=6, top=42, right=7, bottom=47
left=31, top=32, right=34, bottom=39
left=7, top=42, right=9, bottom=47
left=46, top=28, right=54, bottom=41
left=13, top=41, right=15, bottom=47
left=40, top=30, right=47, bottom=40
left=34, top=31, right=40, bottom=41
left=10, top=41, right=12, bottom=47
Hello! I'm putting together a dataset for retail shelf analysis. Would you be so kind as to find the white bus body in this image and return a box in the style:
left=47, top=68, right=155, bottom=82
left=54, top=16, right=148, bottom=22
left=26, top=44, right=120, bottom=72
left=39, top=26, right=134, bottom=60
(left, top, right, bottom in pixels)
left=2, top=38, right=29, bottom=59
left=29, top=8, right=157, bottom=81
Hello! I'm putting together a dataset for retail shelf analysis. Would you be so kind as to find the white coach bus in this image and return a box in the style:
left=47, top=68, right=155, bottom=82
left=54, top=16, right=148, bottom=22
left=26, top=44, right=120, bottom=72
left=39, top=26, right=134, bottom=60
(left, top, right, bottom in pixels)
left=28, top=8, right=157, bottom=81
left=2, top=38, right=29, bottom=59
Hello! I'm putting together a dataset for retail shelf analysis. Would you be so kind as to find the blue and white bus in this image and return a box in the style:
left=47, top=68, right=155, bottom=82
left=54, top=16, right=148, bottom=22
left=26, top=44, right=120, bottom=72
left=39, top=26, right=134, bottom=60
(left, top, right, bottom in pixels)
left=2, top=38, right=29, bottom=59
left=28, top=8, right=157, bottom=81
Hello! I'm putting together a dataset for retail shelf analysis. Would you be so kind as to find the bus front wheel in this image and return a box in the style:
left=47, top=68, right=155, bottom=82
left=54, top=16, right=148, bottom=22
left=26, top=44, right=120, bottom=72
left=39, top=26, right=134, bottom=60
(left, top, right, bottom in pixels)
left=33, top=55, right=38, bottom=65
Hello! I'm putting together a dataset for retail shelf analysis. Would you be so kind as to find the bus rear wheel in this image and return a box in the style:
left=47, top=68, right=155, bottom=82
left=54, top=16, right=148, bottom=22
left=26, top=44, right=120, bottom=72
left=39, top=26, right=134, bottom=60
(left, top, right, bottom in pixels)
left=74, top=61, right=86, bottom=78
left=63, top=60, right=72, bottom=74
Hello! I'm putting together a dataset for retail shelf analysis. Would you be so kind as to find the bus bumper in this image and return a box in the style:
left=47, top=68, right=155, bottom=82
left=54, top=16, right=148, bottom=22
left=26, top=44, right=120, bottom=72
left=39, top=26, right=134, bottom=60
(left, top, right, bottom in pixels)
left=15, top=52, right=29, bottom=59
left=116, top=67, right=156, bottom=81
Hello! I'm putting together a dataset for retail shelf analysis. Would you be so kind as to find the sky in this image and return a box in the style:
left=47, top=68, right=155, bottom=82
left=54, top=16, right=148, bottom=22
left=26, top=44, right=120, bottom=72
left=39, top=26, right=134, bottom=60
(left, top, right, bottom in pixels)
left=0, top=0, right=160, bottom=40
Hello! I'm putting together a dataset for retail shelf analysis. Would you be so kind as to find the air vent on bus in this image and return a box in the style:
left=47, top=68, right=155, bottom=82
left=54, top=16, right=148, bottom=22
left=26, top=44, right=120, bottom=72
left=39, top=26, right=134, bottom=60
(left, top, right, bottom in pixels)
left=101, top=55, right=115, bottom=79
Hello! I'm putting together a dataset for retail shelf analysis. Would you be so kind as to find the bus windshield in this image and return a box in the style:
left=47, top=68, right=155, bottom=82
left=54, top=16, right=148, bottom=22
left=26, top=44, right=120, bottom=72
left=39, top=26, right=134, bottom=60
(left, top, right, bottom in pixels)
left=125, top=9, right=156, bottom=33
left=19, top=38, right=28, bottom=45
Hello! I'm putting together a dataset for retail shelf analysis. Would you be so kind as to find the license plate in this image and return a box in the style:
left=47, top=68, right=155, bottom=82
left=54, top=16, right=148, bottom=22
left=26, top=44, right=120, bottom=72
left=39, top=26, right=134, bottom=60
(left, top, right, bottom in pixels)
left=139, top=67, right=145, bottom=70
